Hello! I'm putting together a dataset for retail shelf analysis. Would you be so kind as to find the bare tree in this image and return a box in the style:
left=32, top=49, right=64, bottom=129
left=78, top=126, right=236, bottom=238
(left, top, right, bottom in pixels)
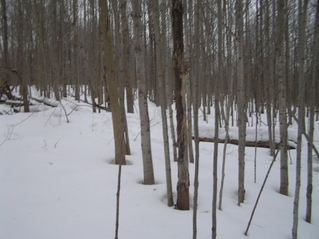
left=292, top=1, right=308, bottom=238
left=276, top=0, right=289, bottom=196
left=150, top=0, right=174, bottom=206
left=1, top=0, right=8, bottom=68
left=72, top=0, right=80, bottom=102
left=161, top=1, right=178, bottom=163
left=172, top=0, right=189, bottom=210
left=219, top=0, right=235, bottom=211
left=211, top=0, right=223, bottom=237
left=236, top=0, right=246, bottom=205
left=306, top=0, right=319, bottom=224
left=120, top=0, right=134, bottom=114
left=15, top=0, right=29, bottom=112
left=99, top=0, right=126, bottom=165
left=191, top=1, right=201, bottom=236
left=132, top=0, right=155, bottom=185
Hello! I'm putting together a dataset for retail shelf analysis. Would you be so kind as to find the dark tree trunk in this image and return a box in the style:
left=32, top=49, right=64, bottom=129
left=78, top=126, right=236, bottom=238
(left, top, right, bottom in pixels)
left=172, top=0, right=189, bottom=210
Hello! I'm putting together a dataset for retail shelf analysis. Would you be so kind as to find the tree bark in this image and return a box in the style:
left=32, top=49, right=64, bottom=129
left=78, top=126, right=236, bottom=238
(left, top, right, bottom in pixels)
left=172, top=0, right=189, bottom=210
left=99, top=0, right=126, bottom=165
left=150, top=0, right=173, bottom=204
left=132, top=0, right=155, bottom=185
left=120, top=0, right=134, bottom=114
left=1, top=0, right=8, bottom=69
left=236, top=0, right=246, bottom=205
left=73, top=0, right=80, bottom=102
left=191, top=1, right=200, bottom=236
left=292, top=2, right=308, bottom=238
left=277, top=0, right=289, bottom=196
left=212, top=0, right=222, bottom=237
left=305, top=0, right=319, bottom=223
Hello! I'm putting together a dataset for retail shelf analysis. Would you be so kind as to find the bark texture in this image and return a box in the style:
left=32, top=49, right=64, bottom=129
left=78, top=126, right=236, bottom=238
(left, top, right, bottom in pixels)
left=172, top=0, right=189, bottom=210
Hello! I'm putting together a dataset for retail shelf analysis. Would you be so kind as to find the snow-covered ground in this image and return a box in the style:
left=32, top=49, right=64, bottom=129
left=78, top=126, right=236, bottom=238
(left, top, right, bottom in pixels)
left=1, top=98, right=319, bottom=239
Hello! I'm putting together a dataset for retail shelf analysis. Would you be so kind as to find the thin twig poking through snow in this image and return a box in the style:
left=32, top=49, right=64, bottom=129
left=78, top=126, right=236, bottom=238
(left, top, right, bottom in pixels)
left=0, top=104, right=41, bottom=147
left=0, top=125, right=14, bottom=147
left=54, top=138, right=60, bottom=148
left=59, top=101, right=70, bottom=123
left=244, top=149, right=280, bottom=236
left=45, top=107, right=58, bottom=126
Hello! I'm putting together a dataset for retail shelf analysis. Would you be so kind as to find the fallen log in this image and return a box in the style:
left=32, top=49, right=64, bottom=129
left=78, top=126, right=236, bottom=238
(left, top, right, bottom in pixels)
left=194, top=137, right=296, bottom=149
left=31, top=97, right=58, bottom=107
left=0, top=100, right=23, bottom=107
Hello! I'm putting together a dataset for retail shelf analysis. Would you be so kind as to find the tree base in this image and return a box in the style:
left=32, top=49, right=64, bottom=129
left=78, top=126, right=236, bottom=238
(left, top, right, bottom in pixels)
left=175, top=182, right=189, bottom=210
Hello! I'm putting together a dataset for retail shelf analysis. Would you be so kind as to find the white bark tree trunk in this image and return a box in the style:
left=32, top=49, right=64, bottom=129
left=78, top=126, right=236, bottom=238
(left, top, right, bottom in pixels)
left=132, top=0, right=155, bottom=185
left=150, top=0, right=173, bottom=205
left=292, top=1, right=308, bottom=238
left=277, top=0, right=289, bottom=196
left=236, top=0, right=246, bottom=206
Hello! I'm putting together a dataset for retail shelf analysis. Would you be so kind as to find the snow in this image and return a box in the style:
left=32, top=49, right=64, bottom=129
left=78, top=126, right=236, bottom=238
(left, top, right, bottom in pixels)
left=1, top=99, right=319, bottom=239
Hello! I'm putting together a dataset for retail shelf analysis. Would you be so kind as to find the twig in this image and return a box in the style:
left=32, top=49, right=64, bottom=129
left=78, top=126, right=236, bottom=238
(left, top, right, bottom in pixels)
left=107, top=137, right=114, bottom=145
left=59, top=101, right=70, bottom=123
left=133, top=121, right=161, bottom=141
left=67, top=105, right=80, bottom=116
left=45, top=106, right=58, bottom=126
left=0, top=125, right=14, bottom=147
left=133, top=131, right=141, bottom=141
left=54, top=138, right=60, bottom=148
left=0, top=104, right=41, bottom=147
left=42, top=139, right=47, bottom=150
left=13, top=104, right=40, bottom=127
left=244, top=148, right=280, bottom=236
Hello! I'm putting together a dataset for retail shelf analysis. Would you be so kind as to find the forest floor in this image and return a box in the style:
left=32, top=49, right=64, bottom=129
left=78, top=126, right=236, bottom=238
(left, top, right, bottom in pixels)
left=1, top=97, right=319, bottom=239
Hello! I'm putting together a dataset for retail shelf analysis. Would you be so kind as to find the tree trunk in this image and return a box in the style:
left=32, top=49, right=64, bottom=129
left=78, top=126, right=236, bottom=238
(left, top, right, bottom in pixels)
left=191, top=0, right=200, bottom=236
left=73, top=0, right=80, bottom=102
left=111, top=0, right=131, bottom=156
left=150, top=0, right=174, bottom=206
left=99, top=0, right=126, bottom=165
left=277, top=0, right=289, bottom=196
left=120, top=0, right=134, bottom=114
left=236, top=0, right=246, bottom=205
left=132, top=0, right=155, bottom=185
left=292, top=2, right=308, bottom=238
left=212, top=0, right=222, bottom=237
left=305, top=0, right=319, bottom=223
left=1, top=0, right=8, bottom=71
left=172, top=0, right=189, bottom=210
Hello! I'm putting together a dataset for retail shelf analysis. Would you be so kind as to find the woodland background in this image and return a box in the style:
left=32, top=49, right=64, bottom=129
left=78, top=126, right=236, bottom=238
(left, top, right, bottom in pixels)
left=1, top=0, right=319, bottom=239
